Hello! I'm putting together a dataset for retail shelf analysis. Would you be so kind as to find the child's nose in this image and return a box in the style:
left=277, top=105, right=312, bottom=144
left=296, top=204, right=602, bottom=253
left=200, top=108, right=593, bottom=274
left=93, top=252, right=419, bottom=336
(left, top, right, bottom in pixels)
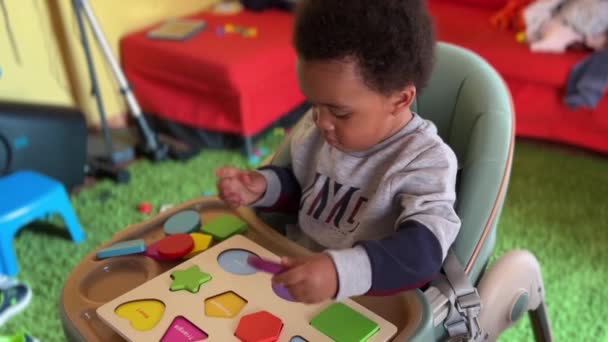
left=315, top=108, right=335, bottom=132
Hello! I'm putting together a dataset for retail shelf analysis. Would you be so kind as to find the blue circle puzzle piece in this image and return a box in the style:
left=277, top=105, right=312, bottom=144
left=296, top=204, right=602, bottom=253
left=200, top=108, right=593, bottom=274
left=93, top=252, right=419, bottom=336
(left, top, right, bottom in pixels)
left=164, top=210, right=201, bottom=235
left=217, top=249, right=258, bottom=275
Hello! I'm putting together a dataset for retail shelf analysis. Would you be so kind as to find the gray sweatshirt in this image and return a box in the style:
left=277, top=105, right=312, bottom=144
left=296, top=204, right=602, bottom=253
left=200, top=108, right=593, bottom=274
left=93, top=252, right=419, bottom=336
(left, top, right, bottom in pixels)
left=254, top=112, right=461, bottom=300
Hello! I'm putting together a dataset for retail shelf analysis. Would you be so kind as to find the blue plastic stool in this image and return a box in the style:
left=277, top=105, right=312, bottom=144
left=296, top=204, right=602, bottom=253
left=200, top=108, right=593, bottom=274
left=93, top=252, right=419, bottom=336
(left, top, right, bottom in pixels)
left=0, top=170, right=85, bottom=275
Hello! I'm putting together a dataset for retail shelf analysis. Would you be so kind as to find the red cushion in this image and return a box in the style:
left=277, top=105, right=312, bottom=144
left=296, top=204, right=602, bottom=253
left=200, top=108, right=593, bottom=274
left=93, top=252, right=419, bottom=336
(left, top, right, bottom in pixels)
left=507, top=77, right=608, bottom=153
left=428, top=1, right=608, bottom=154
left=121, top=10, right=305, bottom=136
left=434, top=0, right=507, bottom=10
left=428, top=1, right=588, bottom=87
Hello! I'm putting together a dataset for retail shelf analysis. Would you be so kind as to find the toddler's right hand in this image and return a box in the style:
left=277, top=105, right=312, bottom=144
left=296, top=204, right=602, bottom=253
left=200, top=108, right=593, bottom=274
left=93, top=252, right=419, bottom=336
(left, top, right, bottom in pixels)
left=216, top=167, right=267, bottom=208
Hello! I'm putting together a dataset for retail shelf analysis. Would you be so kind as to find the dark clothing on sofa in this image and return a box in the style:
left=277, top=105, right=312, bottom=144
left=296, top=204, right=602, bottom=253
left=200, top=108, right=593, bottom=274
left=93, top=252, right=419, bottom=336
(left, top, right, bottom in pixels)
left=565, top=48, right=608, bottom=110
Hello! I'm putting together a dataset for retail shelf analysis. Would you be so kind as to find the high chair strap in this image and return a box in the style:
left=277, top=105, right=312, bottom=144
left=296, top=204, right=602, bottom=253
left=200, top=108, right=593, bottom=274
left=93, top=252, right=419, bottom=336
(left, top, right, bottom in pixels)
left=426, top=250, right=484, bottom=341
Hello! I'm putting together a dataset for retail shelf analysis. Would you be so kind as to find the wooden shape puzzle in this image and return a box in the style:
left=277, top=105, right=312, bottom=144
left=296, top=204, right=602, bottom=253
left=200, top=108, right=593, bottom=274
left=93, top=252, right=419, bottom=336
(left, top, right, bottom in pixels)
left=201, top=214, right=248, bottom=241
left=97, top=239, right=145, bottom=259
left=96, top=235, right=398, bottom=341
left=310, top=303, right=380, bottom=342
left=183, top=233, right=213, bottom=259
left=114, top=299, right=165, bottom=332
left=235, top=310, right=283, bottom=342
left=169, top=265, right=211, bottom=293
left=164, top=210, right=201, bottom=235
left=205, top=291, right=247, bottom=318
left=157, top=234, right=194, bottom=260
left=160, top=316, right=208, bottom=341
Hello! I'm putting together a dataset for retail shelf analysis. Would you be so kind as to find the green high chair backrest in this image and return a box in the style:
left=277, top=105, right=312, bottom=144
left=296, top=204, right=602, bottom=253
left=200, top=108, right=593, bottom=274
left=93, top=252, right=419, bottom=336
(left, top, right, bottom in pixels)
left=412, top=42, right=514, bottom=283
left=270, top=42, right=514, bottom=286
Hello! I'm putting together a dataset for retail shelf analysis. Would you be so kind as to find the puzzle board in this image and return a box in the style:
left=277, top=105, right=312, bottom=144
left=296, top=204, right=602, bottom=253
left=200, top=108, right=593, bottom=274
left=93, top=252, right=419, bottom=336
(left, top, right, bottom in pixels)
left=97, top=234, right=398, bottom=341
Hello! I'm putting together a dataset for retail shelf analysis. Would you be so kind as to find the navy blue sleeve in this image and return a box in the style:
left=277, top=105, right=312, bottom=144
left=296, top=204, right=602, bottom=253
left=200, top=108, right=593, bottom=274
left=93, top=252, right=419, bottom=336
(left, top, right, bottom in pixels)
left=257, top=165, right=302, bottom=215
left=359, top=220, right=443, bottom=295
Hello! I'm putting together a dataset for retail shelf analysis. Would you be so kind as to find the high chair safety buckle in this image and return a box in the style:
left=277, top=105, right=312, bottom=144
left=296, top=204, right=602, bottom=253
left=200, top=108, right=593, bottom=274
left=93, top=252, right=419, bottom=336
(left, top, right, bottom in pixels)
left=427, top=250, right=485, bottom=341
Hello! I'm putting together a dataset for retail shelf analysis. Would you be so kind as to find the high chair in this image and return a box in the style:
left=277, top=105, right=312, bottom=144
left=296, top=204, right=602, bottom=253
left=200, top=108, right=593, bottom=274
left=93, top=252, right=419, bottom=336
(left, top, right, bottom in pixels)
left=259, top=42, right=553, bottom=341
left=59, top=42, right=553, bottom=342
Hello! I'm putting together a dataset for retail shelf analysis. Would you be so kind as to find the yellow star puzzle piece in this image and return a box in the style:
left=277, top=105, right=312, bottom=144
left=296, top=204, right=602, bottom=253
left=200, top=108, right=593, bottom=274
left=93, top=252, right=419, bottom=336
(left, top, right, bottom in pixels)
left=170, top=265, right=211, bottom=293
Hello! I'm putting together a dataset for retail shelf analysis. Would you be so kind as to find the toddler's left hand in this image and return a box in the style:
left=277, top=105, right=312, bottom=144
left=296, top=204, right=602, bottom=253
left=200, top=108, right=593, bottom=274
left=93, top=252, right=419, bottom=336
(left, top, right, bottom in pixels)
left=272, top=253, right=338, bottom=304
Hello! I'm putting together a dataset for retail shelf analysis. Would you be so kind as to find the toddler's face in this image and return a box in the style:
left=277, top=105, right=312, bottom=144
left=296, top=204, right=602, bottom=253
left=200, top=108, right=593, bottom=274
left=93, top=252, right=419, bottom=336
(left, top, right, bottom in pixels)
left=297, top=58, right=412, bottom=152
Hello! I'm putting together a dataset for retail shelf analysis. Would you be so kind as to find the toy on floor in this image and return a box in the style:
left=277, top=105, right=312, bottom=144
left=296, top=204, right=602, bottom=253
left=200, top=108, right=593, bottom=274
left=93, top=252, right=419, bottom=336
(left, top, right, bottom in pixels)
left=96, top=235, right=397, bottom=341
left=138, top=202, right=153, bottom=214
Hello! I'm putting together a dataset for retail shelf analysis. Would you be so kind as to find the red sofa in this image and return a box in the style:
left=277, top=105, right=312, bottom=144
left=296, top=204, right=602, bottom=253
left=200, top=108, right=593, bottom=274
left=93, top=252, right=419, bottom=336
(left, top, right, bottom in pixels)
left=429, top=0, right=608, bottom=154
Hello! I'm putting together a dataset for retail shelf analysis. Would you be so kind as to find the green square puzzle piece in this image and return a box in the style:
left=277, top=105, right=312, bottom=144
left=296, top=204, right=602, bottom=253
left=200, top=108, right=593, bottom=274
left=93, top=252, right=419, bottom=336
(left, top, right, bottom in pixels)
left=310, top=303, right=379, bottom=342
left=201, top=214, right=248, bottom=241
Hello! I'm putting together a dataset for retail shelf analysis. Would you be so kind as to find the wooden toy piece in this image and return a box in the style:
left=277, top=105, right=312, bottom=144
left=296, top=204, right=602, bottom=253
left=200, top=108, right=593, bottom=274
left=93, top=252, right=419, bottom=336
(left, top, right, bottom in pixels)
left=144, top=240, right=169, bottom=261
left=201, top=214, right=247, bottom=241
left=183, top=233, right=213, bottom=259
left=114, top=300, right=165, bottom=332
left=310, top=303, right=380, bottom=342
left=205, top=291, right=248, bottom=318
left=138, top=202, right=153, bottom=214
left=97, top=239, right=146, bottom=259
left=169, top=265, right=211, bottom=293
left=242, top=27, right=258, bottom=38
left=160, top=316, right=208, bottom=341
left=290, top=337, right=307, bottom=342
left=235, top=310, right=283, bottom=342
left=271, top=283, right=296, bottom=302
left=224, top=23, right=237, bottom=33
left=164, top=210, right=201, bottom=235
left=247, top=255, right=285, bottom=274
left=217, top=249, right=258, bottom=275
left=157, top=234, right=194, bottom=260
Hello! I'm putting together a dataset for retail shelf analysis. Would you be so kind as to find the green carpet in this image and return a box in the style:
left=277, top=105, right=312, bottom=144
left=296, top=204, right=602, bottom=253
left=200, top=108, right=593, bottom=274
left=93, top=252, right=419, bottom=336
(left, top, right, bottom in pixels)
left=0, top=138, right=606, bottom=341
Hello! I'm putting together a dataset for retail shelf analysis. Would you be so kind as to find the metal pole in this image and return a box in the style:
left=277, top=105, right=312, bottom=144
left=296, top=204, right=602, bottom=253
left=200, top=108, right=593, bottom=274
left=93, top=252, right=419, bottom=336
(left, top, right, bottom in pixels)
left=72, top=0, right=115, bottom=160
left=75, top=0, right=162, bottom=153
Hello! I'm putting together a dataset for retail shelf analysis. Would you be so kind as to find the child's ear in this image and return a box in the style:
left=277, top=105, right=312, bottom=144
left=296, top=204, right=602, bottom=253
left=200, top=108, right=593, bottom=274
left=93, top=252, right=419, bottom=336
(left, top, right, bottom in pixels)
left=390, top=85, right=416, bottom=115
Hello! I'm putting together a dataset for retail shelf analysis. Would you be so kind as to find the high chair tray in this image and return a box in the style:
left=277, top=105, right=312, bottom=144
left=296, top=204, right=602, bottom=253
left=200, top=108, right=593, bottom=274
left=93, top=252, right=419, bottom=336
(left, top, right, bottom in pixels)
left=60, top=197, right=427, bottom=341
